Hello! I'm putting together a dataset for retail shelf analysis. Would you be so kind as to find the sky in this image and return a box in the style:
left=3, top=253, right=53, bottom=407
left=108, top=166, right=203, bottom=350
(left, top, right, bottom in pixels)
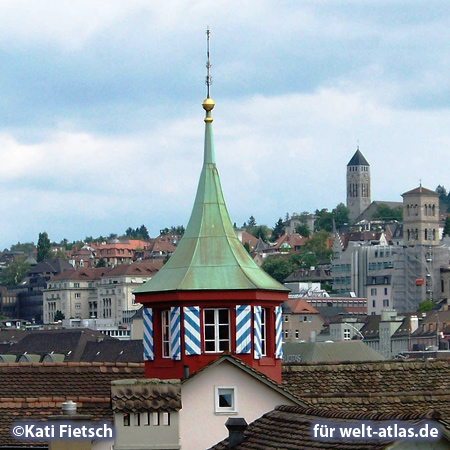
left=1, top=0, right=450, bottom=249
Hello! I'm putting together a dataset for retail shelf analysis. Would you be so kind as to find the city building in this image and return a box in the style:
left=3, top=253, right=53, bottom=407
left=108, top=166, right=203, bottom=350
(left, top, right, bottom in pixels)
left=43, top=262, right=157, bottom=327
left=281, top=298, right=325, bottom=342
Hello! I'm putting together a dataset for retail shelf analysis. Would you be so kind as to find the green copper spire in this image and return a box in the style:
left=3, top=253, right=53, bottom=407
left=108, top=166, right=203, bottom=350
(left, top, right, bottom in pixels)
left=135, top=33, right=287, bottom=294
left=135, top=96, right=287, bottom=293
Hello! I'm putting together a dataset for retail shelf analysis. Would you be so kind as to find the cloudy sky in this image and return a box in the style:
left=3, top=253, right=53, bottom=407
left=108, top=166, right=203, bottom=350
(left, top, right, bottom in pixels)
left=1, top=1, right=450, bottom=249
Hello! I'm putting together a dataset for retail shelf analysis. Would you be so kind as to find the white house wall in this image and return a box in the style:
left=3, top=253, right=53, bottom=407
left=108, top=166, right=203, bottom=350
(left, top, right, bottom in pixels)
left=179, top=360, right=297, bottom=450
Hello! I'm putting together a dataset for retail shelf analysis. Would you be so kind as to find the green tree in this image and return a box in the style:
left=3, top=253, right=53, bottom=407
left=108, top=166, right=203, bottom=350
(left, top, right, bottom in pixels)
left=247, top=216, right=257, bottom=227
left=37, top=232, right=51, bottom=262
left=417, top=299, right=434, bottom=313
left=10, top=241, right=36, bottom=254
left=262, top=258, right=293, bottom=282
left=1, top=257, right=30, bottom=287
left=443, top=216, right=450, bottom=237
left=289, top=229, right=331, bottom=268
left=246, top=225, right=269, bottom=243
left=54, top=310, right=65, bottom=321
left=436, top=185, right=450, bottom=212
left=272, top=218, right=285, bottom=241
left=314, top=209, right=333, bottom=232
left=332, top=203, right=350, bottom=229
left=295, top=223, right=310, bottom=238
left=243, top=242, right=250, bottom=253
left=373, top=204, right=403, bottom=221
left=95, top=257, right=107, bottom=268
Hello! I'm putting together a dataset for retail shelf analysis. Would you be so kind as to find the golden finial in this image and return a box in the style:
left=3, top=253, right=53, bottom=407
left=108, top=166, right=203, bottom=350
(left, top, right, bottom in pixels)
left=202, top=27, right=214, bottom=122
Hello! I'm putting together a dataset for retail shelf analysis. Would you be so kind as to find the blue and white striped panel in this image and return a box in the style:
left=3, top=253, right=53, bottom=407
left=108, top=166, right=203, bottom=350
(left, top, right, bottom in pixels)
left=274, top=306, right=283, bottom=359
left=170, top=307, right=181, bottom=360
left=236, top=305, right=251, bottom=354
left=143, top=308, right=154, bottom=361
left=253, top=306, right=262, bottom=359
left=184, top=306, right=201, bottom=355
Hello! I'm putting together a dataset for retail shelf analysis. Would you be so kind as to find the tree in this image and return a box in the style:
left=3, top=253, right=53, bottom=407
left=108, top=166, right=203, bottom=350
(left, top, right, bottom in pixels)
left=272, top=218, right=285, bottom=241
left=1, top=257, right=30, bottom=287
left=243, top=242, right=250, bottom=253
left=37, top=232, right=51, bottom=262
left=126, top=225, right=151, bottom=240
left=95, top=257, right=107, bottom=268
left=373, top=204, right=403, bottom=221
left=246, top=225, right=269, bottom=243
left=417, top=299, right=434, bottom=313
left=247, top=216, right=257, bottom=227
left=54, top=310, right=65, bottom=321
left=295, top=223, right=310, bottom=238
left=289, top=230, right=332, bottom=268
left=443, top=216, right=450, bottom=237
left=262, top=258, right=293, bottom=283
left=437, top=185, right=450, bottom=213
left=332, top=203, right=350, bottom=229
left=314, top=209, right=333, bottom=232
left=10, top=241, right=36, bottom=254
left=138, top=225, right=150, bottom=240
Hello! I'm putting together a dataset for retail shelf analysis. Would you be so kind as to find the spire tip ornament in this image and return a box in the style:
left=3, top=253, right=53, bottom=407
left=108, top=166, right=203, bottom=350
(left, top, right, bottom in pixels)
left=203, top=27, right=214, bottom=122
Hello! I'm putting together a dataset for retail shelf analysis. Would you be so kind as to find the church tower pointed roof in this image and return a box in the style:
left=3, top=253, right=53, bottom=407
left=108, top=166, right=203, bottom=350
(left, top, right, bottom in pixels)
left=135, top=102, right=287, bottom=294
left=347, top=148, right=369, bottom=167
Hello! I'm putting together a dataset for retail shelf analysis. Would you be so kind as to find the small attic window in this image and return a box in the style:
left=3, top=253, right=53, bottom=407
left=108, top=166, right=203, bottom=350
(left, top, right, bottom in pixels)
left=215, top=386, right=237, bottom=414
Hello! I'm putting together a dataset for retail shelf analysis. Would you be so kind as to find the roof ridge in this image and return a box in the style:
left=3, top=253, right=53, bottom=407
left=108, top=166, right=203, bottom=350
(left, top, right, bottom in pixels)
left=275, top=405, right=441, bottom=421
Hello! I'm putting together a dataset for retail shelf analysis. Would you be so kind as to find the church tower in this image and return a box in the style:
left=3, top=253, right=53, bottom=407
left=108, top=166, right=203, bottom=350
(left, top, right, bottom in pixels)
left=134, top=40, right=288, bottom=383
left=346, top=148, right=371, bottom=223
left=402, top=185, right=440, bottom=246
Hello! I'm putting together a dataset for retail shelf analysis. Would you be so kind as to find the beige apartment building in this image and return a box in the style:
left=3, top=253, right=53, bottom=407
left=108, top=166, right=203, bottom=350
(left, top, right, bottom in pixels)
left=43, top=263, right=158, bottom=325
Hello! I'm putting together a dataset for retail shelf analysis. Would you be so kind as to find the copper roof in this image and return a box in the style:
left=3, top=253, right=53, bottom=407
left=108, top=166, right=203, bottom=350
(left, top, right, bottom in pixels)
left=134, top=103, right=288, bottom=294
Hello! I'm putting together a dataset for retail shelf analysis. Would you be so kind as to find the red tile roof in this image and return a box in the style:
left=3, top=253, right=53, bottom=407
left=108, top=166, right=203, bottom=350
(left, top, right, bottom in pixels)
left=282, top=359, right=450, bottom=416
left=210, top=405, right=440, bottom=450
left=0, top=362, right=145, bottom=447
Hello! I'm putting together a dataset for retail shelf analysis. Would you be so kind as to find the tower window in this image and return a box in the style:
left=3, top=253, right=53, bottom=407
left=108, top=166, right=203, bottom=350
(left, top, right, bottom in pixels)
left=161, top=310, right=170, bottom=358
left=204, top=309, right=230, bottom=352
left=261, top=308, right=267, bottom=356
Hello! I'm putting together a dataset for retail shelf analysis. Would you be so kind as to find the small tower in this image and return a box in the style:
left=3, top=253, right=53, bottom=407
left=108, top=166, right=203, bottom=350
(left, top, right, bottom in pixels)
left=134, top=33, right=288, bottom=383
left=402, top=185, right=440, bottom=246
left=346, top=148, right=371, bottom=223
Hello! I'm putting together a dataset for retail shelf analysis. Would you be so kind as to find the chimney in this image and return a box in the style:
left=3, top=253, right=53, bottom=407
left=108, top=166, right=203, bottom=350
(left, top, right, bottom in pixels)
left=225, top=418, right=247, bottom=448
left=62, top=400, right=77, bottom=415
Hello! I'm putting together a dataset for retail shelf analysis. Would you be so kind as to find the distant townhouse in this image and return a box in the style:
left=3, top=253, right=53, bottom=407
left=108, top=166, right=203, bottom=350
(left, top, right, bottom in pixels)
left=284, top=213, right=316, bottom=235
left=284, top=264, right=332, bottom=286
left=271, top=233, right=309, bottom=253
left=367, top=274, right=393, bottom=315
left=97, top=262, right=157, bottom=323
left=410, top=310, right=450, bottom=350
left=43, top=262, right=158, bottom=327
left=281, top=298, right=326, bottom=342
left=323, top=311, right=413, bottom=358
left=236, top=230, right=259, bottom=252
left=43, top=267, right=108, bottom=323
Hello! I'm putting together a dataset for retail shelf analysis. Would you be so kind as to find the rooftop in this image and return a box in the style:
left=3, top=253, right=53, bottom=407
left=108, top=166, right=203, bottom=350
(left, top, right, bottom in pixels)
left=134, top=99, right=287, bottom=294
